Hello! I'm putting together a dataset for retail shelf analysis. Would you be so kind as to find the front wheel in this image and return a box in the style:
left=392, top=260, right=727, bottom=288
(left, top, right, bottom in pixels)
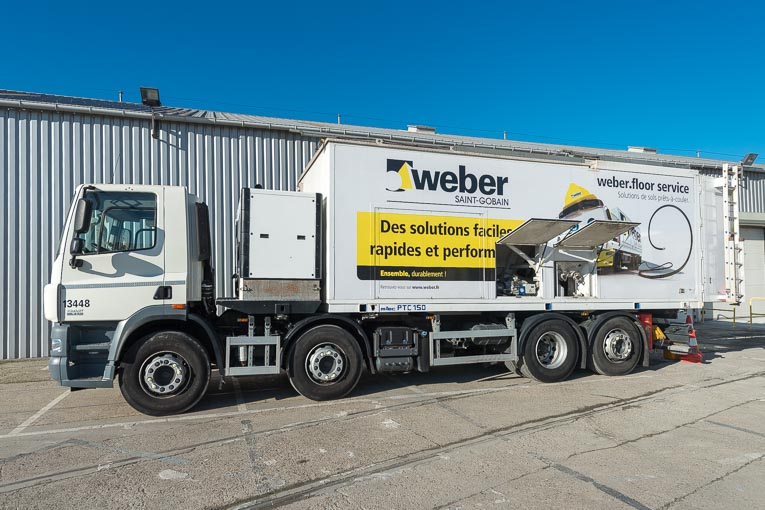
left=288, top=325, right=363, bottom=401
left=519, top=320, right=578, bottom=383
left=119, top=331, right=210, bottom=416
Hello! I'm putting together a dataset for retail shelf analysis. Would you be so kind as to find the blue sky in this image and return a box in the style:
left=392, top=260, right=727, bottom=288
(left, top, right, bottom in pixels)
left=3, top=1, right=763, bottom=161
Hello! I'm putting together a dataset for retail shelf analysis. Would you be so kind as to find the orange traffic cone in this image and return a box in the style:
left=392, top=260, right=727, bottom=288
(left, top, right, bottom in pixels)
left=680, top=313, right=703, bottom=363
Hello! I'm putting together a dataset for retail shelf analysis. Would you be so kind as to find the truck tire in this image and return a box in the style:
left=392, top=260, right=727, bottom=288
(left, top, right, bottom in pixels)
left=118, top=331, right=210, bottom=416
left=588, top=317, right=642, bottom=376
left=288, top=325, right=363, bottom=401
left=519, top=320, right=578, bottom=383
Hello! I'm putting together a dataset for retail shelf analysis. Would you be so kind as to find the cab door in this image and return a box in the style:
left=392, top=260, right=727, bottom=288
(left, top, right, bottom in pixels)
left=59, top=187, right=166, bottom=322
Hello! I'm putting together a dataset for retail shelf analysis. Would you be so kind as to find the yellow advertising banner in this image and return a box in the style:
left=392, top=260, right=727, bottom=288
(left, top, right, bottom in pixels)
left=356, top=211, right=522, bottom=280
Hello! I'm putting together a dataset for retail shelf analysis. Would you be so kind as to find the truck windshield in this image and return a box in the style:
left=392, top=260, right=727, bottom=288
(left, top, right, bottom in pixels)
left=76, top=191, right=157, bottom=254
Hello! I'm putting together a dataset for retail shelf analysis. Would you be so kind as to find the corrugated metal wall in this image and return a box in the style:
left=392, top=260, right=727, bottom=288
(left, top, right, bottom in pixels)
left=741, top=171, right=765, bottom=214
left=699, top=168, right=765, bottom=214
left=0, top=106, right=320, bottom=359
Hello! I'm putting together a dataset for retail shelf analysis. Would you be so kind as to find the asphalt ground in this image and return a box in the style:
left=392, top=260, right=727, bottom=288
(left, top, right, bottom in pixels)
left=1, top=321, right=764, bottom=510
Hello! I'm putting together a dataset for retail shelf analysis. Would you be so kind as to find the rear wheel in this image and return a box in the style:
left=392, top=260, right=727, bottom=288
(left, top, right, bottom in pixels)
left=588, top=317, right=642, bottom=376
left=119, top=331, right=210, bottom=416
left=288, top=325, right=363, bottom=401
left=519, top=320, right=578, bottom=383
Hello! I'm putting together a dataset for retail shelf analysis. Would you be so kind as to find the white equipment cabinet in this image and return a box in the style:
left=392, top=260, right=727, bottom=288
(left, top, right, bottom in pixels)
left=238, top=189, right=320, bottom=280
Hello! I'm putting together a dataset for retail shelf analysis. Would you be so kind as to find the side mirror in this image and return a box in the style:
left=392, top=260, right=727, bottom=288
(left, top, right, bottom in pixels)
left=73, top=199, right=93, bottom=234
left=69, top=238, right=85, bottom=268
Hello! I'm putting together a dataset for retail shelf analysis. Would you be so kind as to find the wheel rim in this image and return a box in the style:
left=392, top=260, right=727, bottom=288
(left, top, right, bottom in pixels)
left=306, top=343, right=346, bottom=384
left=534, top=332, right=568, bottom=369
left=139, top=352, right=190, bottom=397
left=602, top=328, right=634, bottom=362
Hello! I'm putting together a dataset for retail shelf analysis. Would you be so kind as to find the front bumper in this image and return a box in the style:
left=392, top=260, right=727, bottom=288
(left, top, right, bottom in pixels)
left=48, top=323, right=115, bottom=389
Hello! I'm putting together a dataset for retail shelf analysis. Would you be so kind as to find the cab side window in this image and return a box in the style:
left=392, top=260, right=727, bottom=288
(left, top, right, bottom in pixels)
left=77, top=192, right=157, bottom=254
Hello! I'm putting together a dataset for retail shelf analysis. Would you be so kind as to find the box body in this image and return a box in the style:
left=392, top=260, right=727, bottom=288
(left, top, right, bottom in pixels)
left=299, top=141, right=725, bottom=312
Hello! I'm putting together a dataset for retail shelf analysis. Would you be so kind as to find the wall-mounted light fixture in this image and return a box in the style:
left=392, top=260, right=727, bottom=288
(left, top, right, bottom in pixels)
left=140, top=87, right=162, bottom=139
left=140, top=87, right=161, bottom=107
left=741, top=153, right=758, bottom=166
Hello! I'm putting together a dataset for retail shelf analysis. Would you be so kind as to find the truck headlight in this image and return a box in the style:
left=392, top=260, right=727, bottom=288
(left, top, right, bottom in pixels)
left=51, top=338, right=63, bottom=355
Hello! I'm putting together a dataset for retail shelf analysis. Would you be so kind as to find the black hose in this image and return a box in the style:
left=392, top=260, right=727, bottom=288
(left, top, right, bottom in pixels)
left=638, top=204, right=693, bottom=279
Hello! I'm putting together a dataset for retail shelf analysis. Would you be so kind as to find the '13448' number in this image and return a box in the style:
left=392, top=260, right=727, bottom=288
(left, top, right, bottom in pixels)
left=62, top=299, right=90, bottom=308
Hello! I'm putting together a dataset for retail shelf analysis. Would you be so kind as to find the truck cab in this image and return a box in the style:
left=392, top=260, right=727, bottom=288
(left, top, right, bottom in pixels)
left=45, top=184, right=217, bottom=413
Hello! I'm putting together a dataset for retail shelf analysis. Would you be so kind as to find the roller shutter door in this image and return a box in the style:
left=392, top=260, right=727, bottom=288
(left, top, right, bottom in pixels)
left=742, top=227, right=765, bottom=321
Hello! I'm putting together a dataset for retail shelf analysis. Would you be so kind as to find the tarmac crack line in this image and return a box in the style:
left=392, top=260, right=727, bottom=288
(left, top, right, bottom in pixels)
left=703, top=419, right=765, bottom=439
left=0, top=454, right=159, bottom=493
left=240, top=420, right=285, bottom=493
left=233, top=378, right=248, bottom=412
left=432, top=466, right=550, bottom=510
left=68, top=438, right=188, bottom=465
left=0, top=436, right=238, bottom=493
left=534, top=456, right=651, bottom=510
left=0, top=439, right=73, bottom=466
left=241, top=420, right=260, bottom=472
left=382, top=374, right=489, bottom=431
left=564, top=398, right=761, bottom=461
left=657, top=454, right=765, bottom=510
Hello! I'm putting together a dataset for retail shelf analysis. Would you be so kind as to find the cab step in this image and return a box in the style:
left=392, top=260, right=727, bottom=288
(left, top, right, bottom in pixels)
left=73, top=342, right=111, bottom=352
left=60, top=376, right=113, bottom=389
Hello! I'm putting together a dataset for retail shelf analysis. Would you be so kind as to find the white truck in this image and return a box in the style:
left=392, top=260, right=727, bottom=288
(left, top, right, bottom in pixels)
left=44, top=140, right=743, bottom=415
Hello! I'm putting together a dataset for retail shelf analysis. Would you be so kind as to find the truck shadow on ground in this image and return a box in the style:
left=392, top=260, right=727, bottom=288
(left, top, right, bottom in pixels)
left=638, top=322, right=765, bottom=367
left=693, top=322, right=765, bottom=363
left=195, top=365, right=520, bottom=413
left=192, top=322, right=765, bottom=413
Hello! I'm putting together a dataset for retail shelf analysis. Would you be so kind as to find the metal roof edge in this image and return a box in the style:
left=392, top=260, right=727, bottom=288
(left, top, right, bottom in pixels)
left=316, top=137, right=590, bottom=166
left=1, top=93, right=762, bottom=173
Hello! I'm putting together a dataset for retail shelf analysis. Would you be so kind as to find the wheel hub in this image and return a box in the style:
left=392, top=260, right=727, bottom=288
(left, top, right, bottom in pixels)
left=141, top=353, right=188, bottom=396
left=307, top=344, right=344, bottom=383
left=535, top=332, right=567, bottom=370
left=603, top=328, right=633, bottom=362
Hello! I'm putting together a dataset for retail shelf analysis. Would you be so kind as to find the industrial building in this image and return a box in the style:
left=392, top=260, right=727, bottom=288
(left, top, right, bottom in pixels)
left=1, top=90, right=763, bottom=359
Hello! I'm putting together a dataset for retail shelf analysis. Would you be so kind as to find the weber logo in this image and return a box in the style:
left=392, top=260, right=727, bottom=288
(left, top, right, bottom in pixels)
left=386, top=159, right=509, bottom=196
